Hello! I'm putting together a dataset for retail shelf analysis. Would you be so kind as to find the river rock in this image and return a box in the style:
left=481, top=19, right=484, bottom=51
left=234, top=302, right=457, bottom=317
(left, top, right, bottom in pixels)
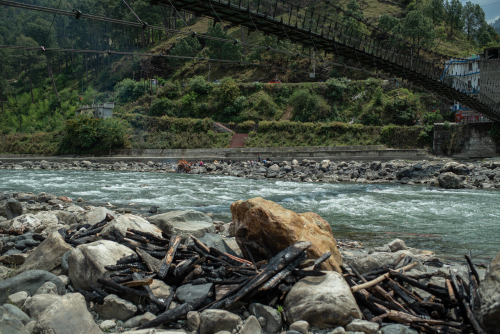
left=10, top=214, right=43, bottom=232
left=187, top=311, right=201, bottom=331
left=0, top=305, right=29, bottom=334
left=347, top=250, right=422, bottom=274
left=100, top=214, right=162, bottom=238
left=32, top=293, right=102, bottom=334
left=24, top=294, right=62, bottom=318
left=198, top=233, right=238, bottom=256
left=199, top=309, right=241, bottom=334
left=230, top=197, right=342, bottom=272
left=0, top=270, right=65, bottom=304
left=248, top=303, right=282, bottom=334
left=18, top=233, right=73, bottom=274
left=284, top=271, right=361, bottom=328
left=440, top=162, right=470, bottom=175
left=4, top=199, right=23, bottom=220
left=387, top=239, right=407, bottom=252
left=147, top=210, right=215, bottom=242
left=94, top=294, right=137, bottom=321
left=289, top=320, right=309, bottom=334
left=478, top=249, right=500, bottom=333
left=240, top=316, right=262, bottom=334
left=437, top=172, right=461, bottom=189
left=68, top=240, right=135, bottom=290
left=346, top=319, right=379, bottom=334
left=36, top=192, right=57, bottom=203
left=100, top=319, right=117, bottom=331
left=150, top=280, right=172, bottom=300
left=123, top=314, right=143, bottom=328
left=84, top=207, right=115, bottom=225
left=380, top=324, right=418, bottom=334
left=2, top=303, right=31, bottom=325
left=0, top=253, right=28, bottom=265
left=176, top=283, right=213, bottom=303
left=54, top=211, right=77, bottom=225
left=7, top=291, right=28, bottom=308
left=34, top=281, right=59, bottom=295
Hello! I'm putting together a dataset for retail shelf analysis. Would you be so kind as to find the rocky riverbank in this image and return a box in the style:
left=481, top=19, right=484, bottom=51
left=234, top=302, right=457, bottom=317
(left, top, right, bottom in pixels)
left=1, top=159, right=500, bottom=190
left=0, top=190, right=499, bottom=334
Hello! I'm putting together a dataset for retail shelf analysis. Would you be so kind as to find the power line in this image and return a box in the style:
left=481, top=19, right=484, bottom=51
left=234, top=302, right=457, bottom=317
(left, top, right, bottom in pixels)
left=481, top=1, right=500, bottom=7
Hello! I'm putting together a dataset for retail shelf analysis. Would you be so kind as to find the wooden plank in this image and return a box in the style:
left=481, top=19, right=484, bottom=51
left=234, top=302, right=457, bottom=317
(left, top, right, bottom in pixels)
left=158, top=235, right=182, bottom=279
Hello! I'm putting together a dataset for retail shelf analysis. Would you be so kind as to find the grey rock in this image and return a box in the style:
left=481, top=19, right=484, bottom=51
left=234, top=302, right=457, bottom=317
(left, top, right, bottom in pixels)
left=32, top=293, right=102, bottom=334
left=284, top=272, right=361, bottom=328
left=2, top=303, right=31, bottom=325
left=25, top=320, right=36, bottom=334
left=240, top=316, right=262, bottom=334
left=380, top=324, right=418, bottom=334
left=198, top=234, right=237, bottom=257
left=139, top=312, right=156, bottom=325
left=0, top=305, right=29, bottom=334
left=36, top=193, right=56, bottom=203
left=396, top=167, right=413, bottom=179
left=176, top=283, right=213, bottom=304
left=257, top=317, right=266, bottom=327
left=18, top=233, right=73, bottom=274
left=100, top=320, right=116, bottom=331
left=150, top=280, right=172, bottom=300
left=285, top=331, right=302, bottom=334
left=386, top=239, right=407, bottom=252
left=199, top=309, right=241, bottom=334
left=100, top=214, right=162, bottom=239
left=437, top=172, right=461, bottom=189
left=440, top=162, right=470, bottom=175
left=187, top=311, right=201, bottom=331
left=123, top=315, right=143, bottom=328
left=34, top=282, right=58, bottom=295
left=57, top=275, right=70, bottom=286
left=248, top=303, right=282, bottom=334
left=94, top=294, right=137, bottom=321
left=289, top=320, right=309, bottom=334
left=24, top=294, right=62, bottom=318
left=478, top=249, right=500, bottom=333
left=347, top=251, right=423, bottom=274
left=84, top=207, right=115, bottom=226
left=330, top=327, right=346, bottom=334
left=7, top=291, right=28, bottom=308
left=61, top=251, right=70, bottom=275
left=68, top=240, right=134, bottom=290
left=0, top=270, right=65, bottom=304
left=147, top=210, right=215, bottom=243
left=5, top=199, right=23, bottom=220
left=345, top=319, right=379, bottom=334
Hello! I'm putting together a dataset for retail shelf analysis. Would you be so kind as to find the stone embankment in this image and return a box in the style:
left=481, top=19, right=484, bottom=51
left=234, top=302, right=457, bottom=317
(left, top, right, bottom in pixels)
left=1, top=190, right=499, bottom=334
left=3, top=158, right=500, bottom=190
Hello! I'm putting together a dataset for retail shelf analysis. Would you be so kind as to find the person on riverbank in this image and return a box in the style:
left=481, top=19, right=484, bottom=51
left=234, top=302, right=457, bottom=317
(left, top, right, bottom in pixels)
left=258, top=154, right=261, bottom=163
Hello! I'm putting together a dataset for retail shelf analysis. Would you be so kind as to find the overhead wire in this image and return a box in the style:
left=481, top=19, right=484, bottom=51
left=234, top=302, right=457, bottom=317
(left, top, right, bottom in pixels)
left=42, top=0, right=63, bottom=48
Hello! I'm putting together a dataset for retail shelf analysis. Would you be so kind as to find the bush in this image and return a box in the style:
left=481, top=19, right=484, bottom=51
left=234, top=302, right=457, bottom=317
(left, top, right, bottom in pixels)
left=158, top=81, right=180, bottom=99
left=233, top=96, right=248, bottom=113
left=251, top=92, right=277, bottom=119
left=289, top=89, right=331, bottom=122
left=385, top=98, right=417, bottom=126
left=149, top=98, right=174, bottom=117
left=218, top=78, right=241, bottom=108
left=325, top=77, right=349, bottom=101
left=114, top=79, right=144, bottom=103
left=422, top=110, right=443, bottom=124
left=238, top=120, right=255, bottom=133
left=188, top=76, right=209, bottom=95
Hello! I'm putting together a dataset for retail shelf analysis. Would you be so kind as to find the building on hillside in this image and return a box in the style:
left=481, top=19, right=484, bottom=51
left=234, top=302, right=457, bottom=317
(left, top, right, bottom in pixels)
left=75, top=103, right=115, bottom=119
left=440, top=48, right=500, bottom=123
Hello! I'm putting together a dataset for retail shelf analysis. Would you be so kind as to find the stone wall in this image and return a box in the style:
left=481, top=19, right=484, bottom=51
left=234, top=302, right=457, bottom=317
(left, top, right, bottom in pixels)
left=433, top=123, right=498, bottom=159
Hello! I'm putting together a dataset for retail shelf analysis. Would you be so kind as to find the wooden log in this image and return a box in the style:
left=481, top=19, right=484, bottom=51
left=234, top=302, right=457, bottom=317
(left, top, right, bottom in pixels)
left=390, top=270, right=451, bottom=303
left=389, top=279, right=423, bottom=303
left=210, top=241, right=312, bottom=309
left=449, top=269, right=486, bottom=334
left=465, top=251, right=481, bottom=286
left=313, top=252, right=331, bottom=270
left=136, top=248, right=162, bottom=273
left=128, top=228, right=169, bottom=244
left=89, top=285, right=109, bottom=298
left=131, top=273, right=167, bottom=309
left=125, top=232, right=149, bottom=244
left=97, top=278, right=150, bottom=299
left=445, top=279, right=457, bottom=304
left=259, top=253, right=306, bottom=291
left=158, top=235, right=181, bottom=280
left=351, top=262, right=418, bottom=293
left=173, top=256, right=199, bottom=277
left=122, top=277, right=153, bottom=287
left=209, top=247, right=253, bottom=267
left=469, top=275, right=480, bottom=311
left=137, top=295, right=207, bottom=329
left=371, top=310, right=463, bottom=328
left=387, top=279, right=429, bottom=317
left=190, top=235, right=210, bottom=253
left=417, top=301, right=448, bottom=318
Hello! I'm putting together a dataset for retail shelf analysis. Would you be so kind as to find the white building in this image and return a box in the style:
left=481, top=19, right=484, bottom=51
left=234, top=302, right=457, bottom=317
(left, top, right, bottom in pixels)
left=75, top=103, right=115, bottom=119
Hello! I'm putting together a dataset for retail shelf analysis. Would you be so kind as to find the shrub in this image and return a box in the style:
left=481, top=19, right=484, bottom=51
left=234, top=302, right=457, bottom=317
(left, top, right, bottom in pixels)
left=188, top=76, right=209, bottom=95
left=158, top=81, right=180, bottom=99
left=149, top=98, right=174, bottom=117
left=289, top=89, right=331, bottom=122
left=218, top=78, right=241, bottom=108
left=114, top=79, right=144, bottom=103
left=233, top=96, right=248, bottom=113
left=251, top=92, right=277, bottom=119
left=385, top=98, right=417, bottom=126
left=238, top=120, right=255, bottom=133
left=325, top=77, right=349, bottom=101
left=422, top=110, right=443, bottom=124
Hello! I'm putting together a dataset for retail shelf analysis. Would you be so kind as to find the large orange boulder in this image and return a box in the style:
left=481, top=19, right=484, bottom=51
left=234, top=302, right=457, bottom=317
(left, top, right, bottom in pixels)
left=230, top=197, right=342, bottom=272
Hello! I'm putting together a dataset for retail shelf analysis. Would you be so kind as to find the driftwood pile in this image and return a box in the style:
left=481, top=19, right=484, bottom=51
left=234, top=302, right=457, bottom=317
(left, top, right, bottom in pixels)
left=176, top=160, right=192, bottom=173
left=344, top=251, right=485, bottom=334
left=55, top=216, right=329, bottom=330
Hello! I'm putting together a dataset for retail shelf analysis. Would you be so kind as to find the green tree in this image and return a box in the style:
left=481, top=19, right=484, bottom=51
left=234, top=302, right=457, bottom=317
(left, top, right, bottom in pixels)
left=206, top=22, right=243, bottom=61
left=170, top=36, right=202, bottom=65
left=445, top=0, right=464, bottom=36
left=462, top=2, right=484, bottom=39
left=424, top=0, right=445, bottom=25
left=378, top=15, right=402, bottom=35
left=402, top=10, right=436, bottom=48
left=342, top=0, right=365, bottom=32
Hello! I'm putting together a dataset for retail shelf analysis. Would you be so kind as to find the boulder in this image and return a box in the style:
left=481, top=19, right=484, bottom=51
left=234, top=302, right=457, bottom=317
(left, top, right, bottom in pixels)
left=248, top=303, right=282, bottom=334
left=7, top=291, right=28, bottom=308
left=53, top=211, right=77, bottom=226
left=347, top=251, right=423, bottom=275
left=437, top=172, right=461, bottom=189
left=18, top=233, right=73, bottom=274
left=387, top=239, right=407, bottom=252
left=396, top=167, right=413, bottom=179
left=440, top=162, right=470, bottom=175
left=230, top=197, right=342, bottom=272
left=36, top=193, right=57, bottom=203
left=147, top=210, right=215, bottom=242
left=187, top=311, right=201, bottom=331
left=176, top=283, right=213, bottom=304
left=0, top=270, right=65, bottom=304
left=32, top=293, right=102, bottom=334
left=5, top=199, right=23, bottom=220
left=34, top=282, right=59, bottom=295
left=2, top=303, right=31, bottom=325
left=0, top=305, right=29, bottom=334
left=198, top=233, right=237, bottom=257
left=0, top=253, right=28, bottom=265
left=25, top=294, right=62, bottom=318
left=240, top=316, right=262, bottom=334
left=345, top=319, right=379, bottom=334
left=10, top=214, right=43, bottom=232
left=478, top=250, right=500, bottom=333
left=68, top=240, right=135, bottom=290
left=284, top=271, right=361, bottom=328
left=289, top=321, right=308, bottom=334
left=199, top=309, right=241, bottom=334
left=84, top=207, right=115, bottom=225
left=100, top=214, right=162, bottom=238
left=94, top=294, right=137, bottom=321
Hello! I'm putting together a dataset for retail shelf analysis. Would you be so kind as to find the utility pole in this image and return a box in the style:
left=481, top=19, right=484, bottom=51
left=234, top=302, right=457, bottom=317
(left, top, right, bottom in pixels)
left=208, top=62, right=211, bottom=82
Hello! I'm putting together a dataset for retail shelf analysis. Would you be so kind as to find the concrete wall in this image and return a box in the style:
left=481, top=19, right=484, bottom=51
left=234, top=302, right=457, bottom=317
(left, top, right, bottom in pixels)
left=0, top=145, right=433, bottom=164
left=433, top=122, right=498, bottom=159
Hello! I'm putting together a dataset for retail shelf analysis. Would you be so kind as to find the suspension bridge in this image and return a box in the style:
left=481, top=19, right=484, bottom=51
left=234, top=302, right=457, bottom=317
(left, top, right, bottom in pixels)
left=1, top=0, right=499, bottom=122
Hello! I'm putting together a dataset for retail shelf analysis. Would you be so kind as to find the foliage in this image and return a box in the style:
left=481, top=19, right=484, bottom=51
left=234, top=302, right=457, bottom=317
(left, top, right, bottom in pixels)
left=402, top=10, right=436, bottom=48
left=170, top=36, right=202, bottom=65
left=217, top=78, right=241, bottom=109
left=422, top=111, right=444, bottom=124
left=188, top=76, right=209, bottom=95
left=149, top=98, right=174, bottom=117
left=289, top=89, right=331, bottom=122
left=114, top=79, right=145, bottom=103
left=206, top=22, right=243, bottom=61
left=325, top=78, right=349, bottom=101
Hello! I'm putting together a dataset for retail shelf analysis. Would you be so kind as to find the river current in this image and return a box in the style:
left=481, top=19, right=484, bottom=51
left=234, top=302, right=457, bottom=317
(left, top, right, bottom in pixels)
left=1, top=169, right=498, bottom=261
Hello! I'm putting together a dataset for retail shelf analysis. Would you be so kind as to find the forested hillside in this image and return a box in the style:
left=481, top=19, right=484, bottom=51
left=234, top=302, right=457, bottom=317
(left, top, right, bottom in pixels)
left=0, top=0, right=498, bottom=154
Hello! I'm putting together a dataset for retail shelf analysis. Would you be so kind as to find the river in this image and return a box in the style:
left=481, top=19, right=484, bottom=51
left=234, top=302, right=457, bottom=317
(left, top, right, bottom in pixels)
left=1, top=169, right=498, bottom=261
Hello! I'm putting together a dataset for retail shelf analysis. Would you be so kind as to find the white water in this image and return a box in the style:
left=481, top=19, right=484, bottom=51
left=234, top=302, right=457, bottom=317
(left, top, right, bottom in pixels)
left=1, top=169, right=499, bottom=261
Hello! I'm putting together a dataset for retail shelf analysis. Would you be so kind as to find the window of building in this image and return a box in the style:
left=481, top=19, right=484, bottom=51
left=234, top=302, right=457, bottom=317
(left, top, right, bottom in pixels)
left=469, top=62, right=473, bottom=71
